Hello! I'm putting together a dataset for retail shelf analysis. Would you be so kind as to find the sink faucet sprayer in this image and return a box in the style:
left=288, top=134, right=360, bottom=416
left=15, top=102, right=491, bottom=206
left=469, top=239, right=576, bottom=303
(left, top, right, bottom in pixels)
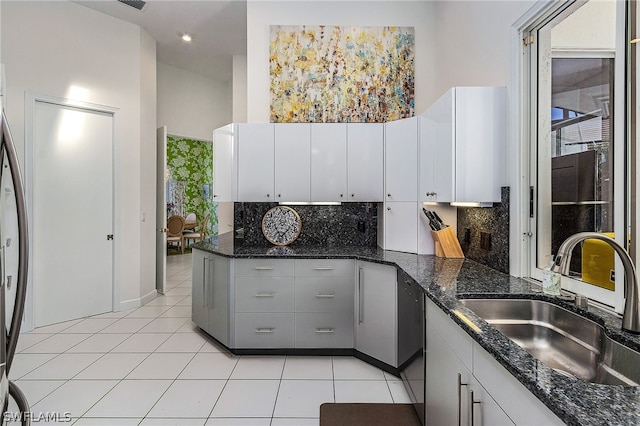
left=551, top=232, right=640, bottom=334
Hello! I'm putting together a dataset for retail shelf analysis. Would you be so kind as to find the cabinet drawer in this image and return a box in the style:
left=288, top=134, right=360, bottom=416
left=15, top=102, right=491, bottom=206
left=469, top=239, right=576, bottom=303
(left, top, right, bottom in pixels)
left=295, top=312, right=354, bottom=348
left=235, top=277, right=294, bottom=312
left=294, top=278, right=354, bottom=313
left=235, top=313, right=294, bottom=348
left=294, top=259, right=354, bottom=278
left=235, top=259, right=294, bottom=277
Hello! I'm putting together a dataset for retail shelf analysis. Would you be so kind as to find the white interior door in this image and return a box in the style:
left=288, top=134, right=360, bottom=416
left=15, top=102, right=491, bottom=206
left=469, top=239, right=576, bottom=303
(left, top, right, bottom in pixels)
left=156, top=126, right=167, bottom=294
left=32, top=100, right=113, bottom=327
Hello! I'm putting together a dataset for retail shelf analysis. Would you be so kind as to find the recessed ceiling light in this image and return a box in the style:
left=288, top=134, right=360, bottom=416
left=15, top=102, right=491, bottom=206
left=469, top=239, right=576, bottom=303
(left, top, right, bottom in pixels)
left=180, top=33, right=193, bottom=43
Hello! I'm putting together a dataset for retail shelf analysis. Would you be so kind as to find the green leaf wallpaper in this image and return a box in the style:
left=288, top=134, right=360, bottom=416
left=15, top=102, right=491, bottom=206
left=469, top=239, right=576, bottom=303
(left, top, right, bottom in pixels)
left=166, top=136, right=217, bottom=236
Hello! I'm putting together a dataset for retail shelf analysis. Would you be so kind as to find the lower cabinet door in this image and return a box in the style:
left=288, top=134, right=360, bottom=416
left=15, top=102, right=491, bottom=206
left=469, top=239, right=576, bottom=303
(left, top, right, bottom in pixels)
left=426, top=302, right=515, bottom=426
left=207, top=253, right=230, bottom=346
left=235, top=313, right=294, bottom=348
left=191, top=250, right=208, bottom=332
left=355, top=261, right=397, bottom=367
left=294, top=312, right=354, bottom=348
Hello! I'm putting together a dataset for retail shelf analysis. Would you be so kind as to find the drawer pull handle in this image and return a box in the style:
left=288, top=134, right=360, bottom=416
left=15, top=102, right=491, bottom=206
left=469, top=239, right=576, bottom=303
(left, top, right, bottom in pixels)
left=315, top=293, right=336, bottom=298
left=254, top=267, right=275, bottom=270
left=255, top=328, right=274, bottom=334
left=255, top=292, right=275, bottom=298
left=313, top=267, right=335, bottom=271
left=315, top=328, right=335, bottom=334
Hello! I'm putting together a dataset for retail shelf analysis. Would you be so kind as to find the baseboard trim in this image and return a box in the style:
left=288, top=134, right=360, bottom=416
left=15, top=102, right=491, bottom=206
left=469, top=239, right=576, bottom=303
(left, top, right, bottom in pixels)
left=140, top=289, right=158, bottom=306
left=117, top=298, right=142, bottom=312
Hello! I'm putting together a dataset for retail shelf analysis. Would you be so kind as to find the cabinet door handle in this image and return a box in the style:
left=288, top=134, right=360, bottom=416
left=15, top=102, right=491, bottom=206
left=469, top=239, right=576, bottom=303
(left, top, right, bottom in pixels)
left=457, top=373, right=468, bottom=426
left=469, top=390, right=481, bottom=426
left=313, top=267, right=334, bottom=271
left=315, top=293, right=336, bottom=298
left=255, top=328, right=274, bottom=334
left=254, top=267, right=275, bottom=270
left=358, top=267, right=364, bottom=324
left=255, top=292, right=275, bottom=298
left=202, top=257, right=208, bottom=308
left=208, top=259, right=215, bottom=307
left=315, top=328, right=335, bottom=334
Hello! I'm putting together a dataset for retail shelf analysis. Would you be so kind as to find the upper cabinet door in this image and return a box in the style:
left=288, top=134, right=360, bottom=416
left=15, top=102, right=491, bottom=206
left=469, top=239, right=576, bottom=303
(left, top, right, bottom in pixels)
left=275, top=124, right=311, bottom=202
left=347, top=123, right=384, bottom=201
left=311, top=123, right=348, bottom=202
left=384, top=117, right=418, bottom=202
left=454, top=87, right=506, bottom=204
left=213, top=124, right=236, bottom=202
left=431, top=90, right=454, bottom=203
left=237, top=123, right=275, bottom=202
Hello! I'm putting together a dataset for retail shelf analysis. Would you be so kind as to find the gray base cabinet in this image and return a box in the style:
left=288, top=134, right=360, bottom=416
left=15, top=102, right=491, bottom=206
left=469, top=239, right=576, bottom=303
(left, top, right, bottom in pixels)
left=192, top=249, right=230, bottom=346
left=425, top=297, right=563, bottom=426
left=355, top=260, right=398, bottom=367
left=233, top=259, right=295, bottom=348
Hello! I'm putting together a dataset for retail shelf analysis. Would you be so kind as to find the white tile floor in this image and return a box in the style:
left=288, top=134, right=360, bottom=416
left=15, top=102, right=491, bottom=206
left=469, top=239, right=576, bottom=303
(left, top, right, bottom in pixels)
left=7, top=253, right=410, bottom=425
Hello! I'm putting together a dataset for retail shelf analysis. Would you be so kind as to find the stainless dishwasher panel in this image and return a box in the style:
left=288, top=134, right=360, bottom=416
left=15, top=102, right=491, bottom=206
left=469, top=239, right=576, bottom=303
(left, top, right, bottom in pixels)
left=398, top=269, right=425, bottom=425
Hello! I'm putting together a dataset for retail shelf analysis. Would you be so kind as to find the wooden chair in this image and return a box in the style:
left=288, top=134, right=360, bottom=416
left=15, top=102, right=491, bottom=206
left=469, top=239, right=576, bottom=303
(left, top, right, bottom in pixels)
left=183, top=213, right=210, bottom=247
left=166, top=215, right=186, bottom=254
left=184, top=212, right=198, bottom=230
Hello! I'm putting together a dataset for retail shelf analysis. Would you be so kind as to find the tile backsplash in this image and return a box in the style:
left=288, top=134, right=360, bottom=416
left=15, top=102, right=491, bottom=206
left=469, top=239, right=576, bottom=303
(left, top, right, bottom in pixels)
left=234, top=202, right=378, bottom=247
left=456, top=187, right=510, bottom=273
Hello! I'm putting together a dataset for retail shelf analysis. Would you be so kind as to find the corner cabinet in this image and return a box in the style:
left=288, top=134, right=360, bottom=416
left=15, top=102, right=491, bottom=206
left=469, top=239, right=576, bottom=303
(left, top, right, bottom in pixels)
left=425, top=297, right=564, bottom=426
left=355, top=260, right=398, bottom=367
left=420, top=87, right=507, bottom=204
left=384, top=117, right=418, bottom=202
left=192, top=249, right=230, bottom=346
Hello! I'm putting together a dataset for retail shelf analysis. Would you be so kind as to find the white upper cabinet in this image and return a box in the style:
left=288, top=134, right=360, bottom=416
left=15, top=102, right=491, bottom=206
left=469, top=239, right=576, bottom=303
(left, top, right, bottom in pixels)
left=311, top=123, right=348, bottom=202
left=274, top=124, right=311, bottom=202
left=420, top=87, right=506, bottom=204
left=347, top=123, right=384, bottom=201
left=384, top=117, right=418, bottom=202
left=212, top=124, right=236, bottom=202
left=237, top=123, right=275, bottom=202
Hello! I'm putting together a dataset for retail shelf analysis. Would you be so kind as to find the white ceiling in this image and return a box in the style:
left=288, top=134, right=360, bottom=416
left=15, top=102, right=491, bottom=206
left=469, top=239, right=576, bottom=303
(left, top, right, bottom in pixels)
left=76, top=0, right=247, bottom=82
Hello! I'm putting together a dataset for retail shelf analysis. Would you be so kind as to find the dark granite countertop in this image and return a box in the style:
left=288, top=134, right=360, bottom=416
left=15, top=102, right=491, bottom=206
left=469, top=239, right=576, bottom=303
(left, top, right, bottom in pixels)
left=192, top=234, right=640, bottom=425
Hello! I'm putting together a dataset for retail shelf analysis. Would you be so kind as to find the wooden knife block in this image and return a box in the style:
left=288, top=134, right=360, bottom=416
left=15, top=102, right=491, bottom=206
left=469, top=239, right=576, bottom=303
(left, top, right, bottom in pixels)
left=431, top=227, right=465, bottom=259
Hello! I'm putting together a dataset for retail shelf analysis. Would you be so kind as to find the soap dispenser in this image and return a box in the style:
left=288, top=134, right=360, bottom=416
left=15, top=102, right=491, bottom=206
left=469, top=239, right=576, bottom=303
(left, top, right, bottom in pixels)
left=542, top=256, right=561, bottom=296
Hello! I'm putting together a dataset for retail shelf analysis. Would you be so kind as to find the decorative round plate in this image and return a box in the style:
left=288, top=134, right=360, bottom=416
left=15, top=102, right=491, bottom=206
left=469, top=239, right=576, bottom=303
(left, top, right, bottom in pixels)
left=261, top=206, right=302, bottom=246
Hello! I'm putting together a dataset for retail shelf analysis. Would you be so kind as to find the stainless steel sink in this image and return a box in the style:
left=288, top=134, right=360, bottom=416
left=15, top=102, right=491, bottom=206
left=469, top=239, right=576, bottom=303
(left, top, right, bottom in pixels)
left=459, top=298, right=640, bottom=386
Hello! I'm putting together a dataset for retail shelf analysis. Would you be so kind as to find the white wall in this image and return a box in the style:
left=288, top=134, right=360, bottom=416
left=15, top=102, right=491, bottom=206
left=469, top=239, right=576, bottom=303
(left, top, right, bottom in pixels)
left=1, top=1, right=155, bottom=322
left=246, top=0, right=436, bottom=122
left=233, top=55, right=248, bottom=122
left=157, top=62, right=232, bottom=141
left=432, top=0, right=536, bottom=99
left=139, top=29, right=158, bottom=303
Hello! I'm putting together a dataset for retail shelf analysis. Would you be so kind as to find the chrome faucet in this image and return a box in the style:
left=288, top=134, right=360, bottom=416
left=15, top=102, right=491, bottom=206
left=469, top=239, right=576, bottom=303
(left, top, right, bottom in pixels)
left=551, top=232, right=640, bottom=334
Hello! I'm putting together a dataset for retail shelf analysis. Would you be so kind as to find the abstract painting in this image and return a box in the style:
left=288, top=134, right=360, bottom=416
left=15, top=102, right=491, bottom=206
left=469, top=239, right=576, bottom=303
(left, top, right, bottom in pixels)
left=270, top=25, right=415, bottom=123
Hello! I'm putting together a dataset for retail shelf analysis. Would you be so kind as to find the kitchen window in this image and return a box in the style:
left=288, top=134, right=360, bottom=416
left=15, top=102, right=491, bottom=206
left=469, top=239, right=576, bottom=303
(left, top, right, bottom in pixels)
left=522, top=0, right=632, bottom=312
